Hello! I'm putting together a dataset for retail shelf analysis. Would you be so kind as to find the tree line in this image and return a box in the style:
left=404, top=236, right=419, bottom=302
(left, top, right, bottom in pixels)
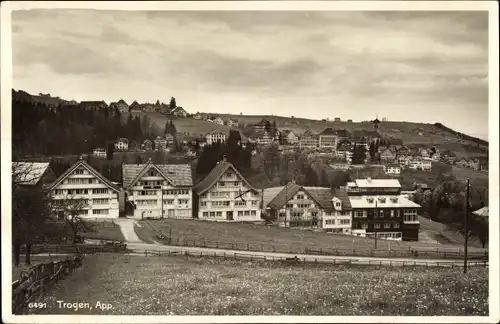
left=12, top=100, right=159, bottom=157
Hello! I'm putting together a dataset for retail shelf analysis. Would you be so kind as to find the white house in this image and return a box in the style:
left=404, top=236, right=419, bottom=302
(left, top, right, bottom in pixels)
left=194, top=158, right=262, bottom=222
left=206, top=131, right=227, bottom=145
left=122, top=160, right=193, bottom=219
left=171, top=106, right=188, bottom=117
left=115, top=138, right=129, bottom=151
left=384, top=164, right=401, bottom=175
left=154, top=136, right=168, bottom=151
left=214, top=117, right=225, bottom=125
left=421, top=158, right=432, bottom=171
left=93, top=148, right=106, bottom=158
left=193, top=113, right=202, bottom=120
left=48, top=158, right=120, bottom=219
left=283, top=130, right=299, bottom=145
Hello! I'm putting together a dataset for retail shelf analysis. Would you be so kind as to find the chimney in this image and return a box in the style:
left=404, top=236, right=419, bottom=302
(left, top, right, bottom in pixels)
left=222, top=155, right=227, bottom=162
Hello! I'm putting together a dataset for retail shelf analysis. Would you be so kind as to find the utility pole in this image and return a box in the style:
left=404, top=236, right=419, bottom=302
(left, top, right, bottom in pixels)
left=374, top=199, right=378, bottom=249
left=464, top=178, right=470, bottom=274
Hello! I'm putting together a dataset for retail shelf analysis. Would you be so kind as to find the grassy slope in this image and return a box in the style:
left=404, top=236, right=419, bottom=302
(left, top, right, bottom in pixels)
left=30, top=253, right=488, bottom=315
left=133, top=111, right=487, bottom=157
left=141, top=218, right=486, bottom=254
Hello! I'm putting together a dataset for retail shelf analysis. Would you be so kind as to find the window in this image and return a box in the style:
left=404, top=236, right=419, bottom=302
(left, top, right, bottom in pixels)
left=374, top=223, right=381, bottom=229
left=251, top=201, right=258, bottom=206
left=225, top=172, right=233, bottom=177
left=379, top=210, right=384, bottom=218
left=296, top=195, right=305, bottom=200
left=298, top=204, right=309, bottom=209
left=55, top=189, right=64, bottom=195
left=326, top=220, right=335, bottom=225
left=203, top=212, right=208, bottom=217
left=93, top=188, right=108, bottom=194
left=251, top=211, right=257, bottom=216
left=219, top=182, right=226, bottom=187
left=238, top=211, right=244, bottom=216
left=335, top=202, right=341, bottom=208
left=339, top=219, right=350, bottom=225
left=216, top=212, right=222, bottom=217
left=354, top=210, right=366, bottom=218
left=311, top=212, right=318, bottom=217
left=92, top=209, right=108, bottom=215
left=390, top=210, right=394, bottom=217
left=209, top=212, right=216, bottom=217
left=286, top=204, right=294, bottom=209
left=178, top=199, right=189, bottom=205
left=74, top=168, right=84, bottom=175
left=235, top=201, right=246, bottom=207
left=384, top=223, right=391, bottom=229
left=394, top=223, right=400, bottom=228
left=93, top=198, right=108, bottom=205
left=200, top=201, right=207, bottom=207
left=361, top=223, right=368, bottom=229
left=165, top=199, right=175, bottom=205
left=404, top=209, right=418, bottom=222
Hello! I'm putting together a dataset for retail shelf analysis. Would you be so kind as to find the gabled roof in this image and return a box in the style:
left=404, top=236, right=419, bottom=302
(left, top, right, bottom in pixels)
left=332, top=187, right=352, bottom=211
left=333, top=129, right=351, bottom=137
left=47, top=160, right=119, bottom=192
left=194, top=161, right=257, bottom=195
left=122, top=162, right=193, bottom=188
left=303, top=187, right=335, bottom=210
left=319, top=127, right=337, bottom=136
left=267, top=182, right=303, bottom=209
left=117, top=137, right=129, bottom=143
left=117, top=99, right=128, bottom=105
left=12, top=162, right=51, bottom=186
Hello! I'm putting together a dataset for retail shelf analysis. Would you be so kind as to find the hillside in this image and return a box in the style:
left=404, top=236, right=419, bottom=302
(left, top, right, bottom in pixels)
left=12, top=89, right=72, bottom=107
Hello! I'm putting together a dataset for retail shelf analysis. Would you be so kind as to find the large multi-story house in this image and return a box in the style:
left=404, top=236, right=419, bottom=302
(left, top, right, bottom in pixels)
left=129, top=101, right=141, bottom=112
left=165, top=133, right=176, bottom=147
left=172, top=106, right=188, bottom=117
left=114, top=138, right=129, bottom=151
left=214, top=117, right=225, bottom=125
left=282, top=130, right=299, bottom=145
left=109, top=99, right=129, bottom=113
left=48, top=158, right=121, bottom=219
left=396, top=146, right=409, bottom=158
left=318, top=128, right=339, bottom=152
left=299, top=130, right=319, bottom=149
left=256, top=131, right=273, bottom=145
left=80, top=101, right=108, bottom=111
left=122, top=160, right=193, bottom=219
left=142, top=139, right=153, bottom=151
left=264, top=183, right=352, bottom=233
left=380, top=147, right=397, bottom=163
left=383, top=164, right=401, bottom=175
left=93, top=148, right=106, bottom=158
left=346, top=178, right=420, bottom=241
left=194, top=158, right=262, bottom=222
left=206, top=131, right=227, bottom=145
left=12, top=162, right=57, bottom=189
left=253, top=119, right=269, bottom=132
left=154, top=136, right=168, bottom=151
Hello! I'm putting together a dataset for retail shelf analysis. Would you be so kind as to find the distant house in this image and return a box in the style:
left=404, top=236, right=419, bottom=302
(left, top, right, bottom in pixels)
left=421, top=158, right=432, bottom=171
left=347, top=119, right=353, bottom=123
left=165, top=133, right=176, bottom=147
left=110, top=99, right=129, bottom=113
left=456, top=158, right=468, bottom=168
left=193, top=113, right=202, bottom=120
left=129, top=101, right=141, bottom=112
left=380, top=147, right=397, bottom=163
left=334, top=117, right=341, bottom=122
left=142, top=139, right=153, bottom=151
left=384, top=164, right=401, bottom=175
left=468, top=159, right=480, bottom=170
left=299, top=130, right=319, bottom=149
left=373, top=118, right=381, bottom=129
left=256, top=131, right=273, bottom=146
left=282, top=130, right=299, bottom=145
left=12, top=162, right=57, bottom=188
left=253, top=119, right=269, bottom=132
left=172, top=106, right=188, bottom=117
left=213, top=117, right=224, bottom=125
left=396, top=146, right=410, bottom=157
left=115, top=138, right=129, bottom=151
left=420, top=148, right=430, bottom=158
left=318, top=128, right=339, bottom=152
left=206, top=131, right=227, bottom=145
left=140, top=103, right=155, bottom=112
left=154, top=136, right=168, bottom=150
left=332, top=129, right=351, bottom=141
left=80, top=101, right=108, bottom=111
left=93, top=148, right=107, bottom=158
left=225, top=119, right=239, bottom=128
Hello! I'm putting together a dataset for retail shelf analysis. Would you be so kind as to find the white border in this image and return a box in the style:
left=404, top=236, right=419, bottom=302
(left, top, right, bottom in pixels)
left=1, top=1, right=498, bottom=323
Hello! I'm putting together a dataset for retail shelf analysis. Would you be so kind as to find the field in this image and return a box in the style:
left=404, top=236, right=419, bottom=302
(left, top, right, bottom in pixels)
left=138, top=218, right=485, bottom=255
left=29, top=253, right=488, bottom=315
left=451, top=165, right=489, bottom=184
left=127, top=112, right=232, bottom=137
left=81, top=221, right=125, bottom=242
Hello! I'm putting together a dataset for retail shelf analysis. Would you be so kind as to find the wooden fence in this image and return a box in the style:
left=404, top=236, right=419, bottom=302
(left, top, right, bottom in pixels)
left=12, top=256, right=83, bottom=314
left=19, top=242, right=128, bottom=256
left=129, top=248, right=489, bottom=269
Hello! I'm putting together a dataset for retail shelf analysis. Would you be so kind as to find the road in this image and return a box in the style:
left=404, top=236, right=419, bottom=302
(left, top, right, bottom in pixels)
left=114, top=219, right=487, bottom=267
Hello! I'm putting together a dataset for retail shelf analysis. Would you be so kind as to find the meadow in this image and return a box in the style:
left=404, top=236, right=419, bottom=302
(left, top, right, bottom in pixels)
left=29, top=253, right=488, bottom=315
left=137, top=218, right=486, bottom=256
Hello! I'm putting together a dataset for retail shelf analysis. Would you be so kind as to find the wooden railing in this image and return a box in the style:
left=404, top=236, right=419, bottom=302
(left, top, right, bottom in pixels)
left=12, top=256, right=83, bottom=314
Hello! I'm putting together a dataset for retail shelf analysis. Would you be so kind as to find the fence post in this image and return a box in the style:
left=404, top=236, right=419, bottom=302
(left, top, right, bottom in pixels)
left=145, top=250, right=148, bottom=256
left=247, top=244, right=249, bottom=251
left=232, top=243, right=235, bottom=250
left=261, top=244, right=263, bottom=252
left=273, top=245, right=276, bottom=253
left=216, top=242, right=219, bottom=249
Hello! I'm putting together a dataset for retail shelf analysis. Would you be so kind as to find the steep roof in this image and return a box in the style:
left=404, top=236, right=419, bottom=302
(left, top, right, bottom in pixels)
left=194, top=161, right=257, bottom=195
left=332, top=187, right=352, bottom=210
left=12, top=162, right=51, bottom=186
left=333, top=129, right=351, bottom=137
left=267, top=182, right=303, bottom=209
left=117, top=99, right=128, bottom=105
left=355, top=179, right=401, bottom=188
left=303, top=187, right=334, bottom=210
left=319, top=127, right=337, bottom=136
left=47, top=160, right=119, bottom=192
left=122, top=162, right=193, bottom=188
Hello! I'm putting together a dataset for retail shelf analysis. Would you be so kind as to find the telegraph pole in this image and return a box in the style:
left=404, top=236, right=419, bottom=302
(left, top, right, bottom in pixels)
left=464, top=178, right=470, bottom=274
left=374, top=200, right=378, bottom=249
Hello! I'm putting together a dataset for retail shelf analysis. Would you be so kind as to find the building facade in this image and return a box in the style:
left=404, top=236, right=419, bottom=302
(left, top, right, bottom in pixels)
left=194, top=159, right=262, bottom=222
left=318, top=128, right=339, bottom=152
left=123, top=160, right=193, bottom=219
left=48, top=159, right=120, bottom=219
left=346, top=178, right=420, bottom=241
left=115, top=138, right=129, bottom=151
left=299, top=130, right=319, bottom=149
left=206, top=131, right=227, bottom=145
left=93, top=148, right=106, bottom=158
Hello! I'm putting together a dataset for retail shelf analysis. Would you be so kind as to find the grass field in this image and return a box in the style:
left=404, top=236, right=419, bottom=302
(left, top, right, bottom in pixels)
left=138, top=218, right=486, bottom=254
left=80, top=221, right=126, bottom=242
left=29, top=253, right=488, bottom=315
left=451, top=165, right=489, bottom=185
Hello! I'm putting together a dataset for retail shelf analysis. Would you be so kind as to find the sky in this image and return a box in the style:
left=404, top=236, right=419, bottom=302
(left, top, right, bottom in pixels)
left=11, top=9, right=489, bottom=140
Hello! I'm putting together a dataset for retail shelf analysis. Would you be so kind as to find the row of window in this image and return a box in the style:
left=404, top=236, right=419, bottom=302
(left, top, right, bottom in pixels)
left=201, top=210, right=258, bottom=218
left=135, top=199, right=190, bottom=205
left=365, top=232, right=402, bottom=239
left=357, top=223, right=401, bottom=229
left=65, top=178, right=102, bottom=185
left=354, top=209, right=417, bottom=218
left=54, top=188, right=109, bottom=195
left=325, top=219, right=350, bottom=225
left=218, top=181, right=241, bottom=188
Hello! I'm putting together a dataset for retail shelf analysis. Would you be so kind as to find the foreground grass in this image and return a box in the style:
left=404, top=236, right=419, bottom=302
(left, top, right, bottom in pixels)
left=31, top=253, right=488, bottom=315
left=81, top=221, right=125, bottom=242
left=141, top=218, right=485, bottom=255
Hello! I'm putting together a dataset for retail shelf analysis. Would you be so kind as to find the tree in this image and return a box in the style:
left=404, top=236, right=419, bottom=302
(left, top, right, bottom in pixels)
left=169, top=97, right=177, bottom=110
left=351, top=144, right=367, bottom=165
left=106, top=142, right=115, bottom=160
left=58, top=197, right=97, bottom=244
